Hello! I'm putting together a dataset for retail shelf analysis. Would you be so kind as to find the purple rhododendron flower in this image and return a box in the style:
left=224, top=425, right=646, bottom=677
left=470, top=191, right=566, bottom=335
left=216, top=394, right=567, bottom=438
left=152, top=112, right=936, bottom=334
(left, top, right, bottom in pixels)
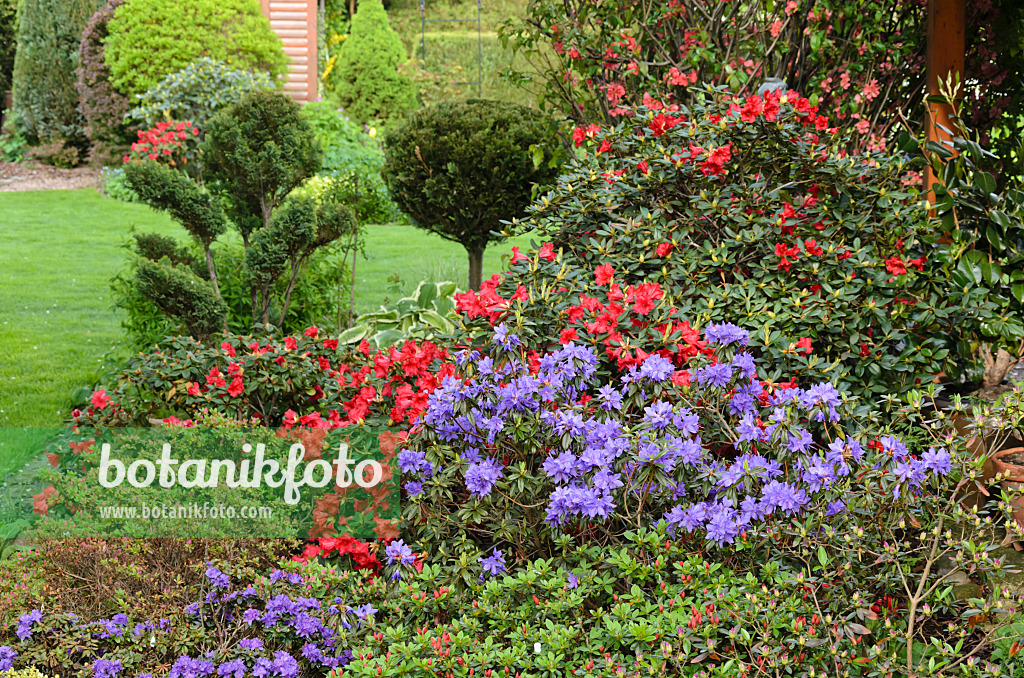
left=217, top=660, right=246, bottom=678
left=639, top=354, right=674, bottom=382
left=169, top=656, right=215, bottom=678
left=239, top=638, right=264, bottom=651
left=696, top=363, right=733, bottom=388
left=16, top=609, right=41, bottom=640
left=0, top=647, right=15, bottom=673
left=479, top=548, right=507, bottom=578
left=465, top=457, right=504, bottom=497
left=704, top=322, right=749, bottom=346
left=922, top=446, right=951, bottom=476
left=94, top=659, right=125, bottom=678
left=205, top=566, right=230, bottom=588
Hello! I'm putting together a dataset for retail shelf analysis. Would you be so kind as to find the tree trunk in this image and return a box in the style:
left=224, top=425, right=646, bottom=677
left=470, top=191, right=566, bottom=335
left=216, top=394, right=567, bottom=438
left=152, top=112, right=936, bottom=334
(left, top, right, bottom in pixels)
left=204, top=245, right=220, bottom=299
left=467, top=246, right=484, bottom=291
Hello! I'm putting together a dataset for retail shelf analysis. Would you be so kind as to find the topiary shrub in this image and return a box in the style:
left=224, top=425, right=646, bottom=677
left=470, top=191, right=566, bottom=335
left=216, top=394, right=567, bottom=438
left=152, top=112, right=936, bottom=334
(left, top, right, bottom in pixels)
left=103, top=0, right=287, bottom=100
left=134, top=258, right=226, bottom=341
left=126, top=57, right=274, bottom=133
left=204, top=90, right=323, bottom=245
left=328, top=0, right=416, bottom=126
left=76, top=0, right=132, bottom=165
left=10, top=0, right=103, bottom=154
left=381, top=99, right=561, bottom=289
left=122, top=91, right=355, bottom=335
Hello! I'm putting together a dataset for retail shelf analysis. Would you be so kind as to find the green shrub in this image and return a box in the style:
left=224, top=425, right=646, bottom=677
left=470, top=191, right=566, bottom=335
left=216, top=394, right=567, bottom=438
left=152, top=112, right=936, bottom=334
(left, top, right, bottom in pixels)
left=104, top=0, right=287, bottom=100
left=511, top=88, right=979, bottom=405
left=76, top=0, right=132, bottom=165
left=299, top=101, right=402, bottom=224
left=381, top=99, right=561, bottom=288
left=10, top=0, right=102, bottom=153
left=126, top=57, right=274, bottom=132
left=204, top=90, right=323, bottom=244
left=0, top=0, right=16, bottom=98
left=134, top=258, right=226, bottom=340
left=121, top=92, right=357, bottom=337
left=329, top=0, right=416, bottom=126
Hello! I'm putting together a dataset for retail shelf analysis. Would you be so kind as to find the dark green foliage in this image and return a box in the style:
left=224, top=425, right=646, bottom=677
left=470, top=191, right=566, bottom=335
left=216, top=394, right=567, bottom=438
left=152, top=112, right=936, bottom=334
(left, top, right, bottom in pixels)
left=381, top=99, right=561, bottom=288
left=0, top=0, right=16, bottom=99
left=133, top=232, right=196, bottom=270
left=11, top=0, right=103, bottom=154
left=329, top=0, right=416, bottom=126
left=124, top=160, right=228, bottom=311
left=245, top=196, right=356, bottom=325
left=134, top=259, right=226, bottom=341
left=103, top=0, right=287, bottom=100
left=204, top=91, right=323, bottom=244
left=76, top=0, right=132, bottom=165
left=123, top=162, right=227, bottom=248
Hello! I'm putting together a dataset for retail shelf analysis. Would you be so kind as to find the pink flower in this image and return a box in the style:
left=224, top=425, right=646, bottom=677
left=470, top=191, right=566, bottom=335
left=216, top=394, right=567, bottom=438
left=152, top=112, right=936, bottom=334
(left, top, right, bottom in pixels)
left=606, top=82, right=626, bottom=102
left=862, top=78, right=881, bottom=101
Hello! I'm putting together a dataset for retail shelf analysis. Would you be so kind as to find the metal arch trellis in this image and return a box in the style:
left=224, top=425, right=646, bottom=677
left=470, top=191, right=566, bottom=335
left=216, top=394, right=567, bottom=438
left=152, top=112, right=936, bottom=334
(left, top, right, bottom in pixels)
left=419, top=0, right=483, bottom=98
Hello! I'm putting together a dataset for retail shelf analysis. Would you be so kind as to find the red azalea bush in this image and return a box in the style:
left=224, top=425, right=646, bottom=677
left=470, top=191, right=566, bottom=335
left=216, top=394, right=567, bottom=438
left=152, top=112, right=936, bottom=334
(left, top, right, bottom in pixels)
left=75, top=329, right=453, bottom=428
left=489, top=87, right=981, bottom=407
left=498, top=0, right=1024, bottom=162
left=123, top=120, right=200, bottom=170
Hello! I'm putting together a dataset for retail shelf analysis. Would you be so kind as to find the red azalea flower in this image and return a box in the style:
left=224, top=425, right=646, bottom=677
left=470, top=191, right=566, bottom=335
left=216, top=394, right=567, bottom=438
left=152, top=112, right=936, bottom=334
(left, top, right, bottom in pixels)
left=637, top=159, right=649, bottom=174
left=885, top=256, right=907, bottom=276
left=594, top=264, right=615, bottom=285
left=90, top=389, right=110, bottom=410
left=284, top=337, right=299, bottom=350
left=538, top=243, right=556, bottom=261
left=656, top=242, right=674, bottom=257
left=227, top=376, right=244, bottom=397
left=220, top=341, right=236, bottom=357
left=559, top=328, right=578, bottom=344
left=305, top=326, right=319, bottom=338
left=795, top=337, right=813, bottom=355
left=510, top=246, right=529, bottom=263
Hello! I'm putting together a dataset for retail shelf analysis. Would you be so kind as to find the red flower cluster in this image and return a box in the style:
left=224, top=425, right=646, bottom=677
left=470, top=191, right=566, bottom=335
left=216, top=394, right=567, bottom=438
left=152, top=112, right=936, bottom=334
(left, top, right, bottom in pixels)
left=292, top=536, right=382, bottom=572
left=124, top=120, right=198, bottom=166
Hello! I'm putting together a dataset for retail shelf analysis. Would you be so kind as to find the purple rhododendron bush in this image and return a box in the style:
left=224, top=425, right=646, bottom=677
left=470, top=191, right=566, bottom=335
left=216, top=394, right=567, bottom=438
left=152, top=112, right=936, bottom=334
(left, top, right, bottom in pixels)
left=5, top=89, right=1024, bottom=676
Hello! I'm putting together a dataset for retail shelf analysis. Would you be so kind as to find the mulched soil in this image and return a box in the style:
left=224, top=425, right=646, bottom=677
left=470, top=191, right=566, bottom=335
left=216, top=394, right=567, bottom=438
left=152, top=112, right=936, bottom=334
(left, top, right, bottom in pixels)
left=0, top=161, right=101, bottom=192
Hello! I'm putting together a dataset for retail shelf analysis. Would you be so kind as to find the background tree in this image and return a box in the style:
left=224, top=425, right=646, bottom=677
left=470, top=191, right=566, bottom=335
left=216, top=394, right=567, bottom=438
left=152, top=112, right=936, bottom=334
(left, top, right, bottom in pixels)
left=10, top=0, right=103, bottom=156
left=381, top=99, right=561, bottom=289
left=76, top=0, right=132, bottom=165
left=329, top=0, right=416, bottom=126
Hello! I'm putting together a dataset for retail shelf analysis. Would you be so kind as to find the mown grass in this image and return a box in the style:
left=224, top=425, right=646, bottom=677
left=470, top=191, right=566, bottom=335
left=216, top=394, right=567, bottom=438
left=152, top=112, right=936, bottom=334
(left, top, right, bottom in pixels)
left=0, top=188, right=535, bottom=478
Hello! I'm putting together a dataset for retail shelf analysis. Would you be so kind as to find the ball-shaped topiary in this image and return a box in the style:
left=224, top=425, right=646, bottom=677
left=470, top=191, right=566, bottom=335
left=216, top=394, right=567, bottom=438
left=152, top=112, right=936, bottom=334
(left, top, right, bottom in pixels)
left=381, top=99, right=561, bottom=289
left=76, top=0, right=132, bottom=164
left=329, top=0, right=416, bottom=126
left=103, top=0, right=288, bottom=100
left=11, top=0, right=103, bottom=149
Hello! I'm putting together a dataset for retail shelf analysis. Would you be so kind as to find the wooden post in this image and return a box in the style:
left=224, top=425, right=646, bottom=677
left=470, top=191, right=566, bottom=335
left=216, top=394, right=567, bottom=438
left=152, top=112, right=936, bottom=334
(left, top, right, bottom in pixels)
left=923, top=0, right=965, bottom=196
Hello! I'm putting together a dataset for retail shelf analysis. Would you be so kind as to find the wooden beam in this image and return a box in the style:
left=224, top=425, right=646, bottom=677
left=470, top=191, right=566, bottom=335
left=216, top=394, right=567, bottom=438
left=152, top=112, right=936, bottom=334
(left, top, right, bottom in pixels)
left=923, top=0, right=965, bottom=196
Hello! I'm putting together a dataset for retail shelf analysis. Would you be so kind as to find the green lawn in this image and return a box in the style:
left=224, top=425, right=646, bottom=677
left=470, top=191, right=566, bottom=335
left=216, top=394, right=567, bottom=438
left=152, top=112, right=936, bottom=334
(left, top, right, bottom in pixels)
left=0, top=188, right=534, bottom=478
